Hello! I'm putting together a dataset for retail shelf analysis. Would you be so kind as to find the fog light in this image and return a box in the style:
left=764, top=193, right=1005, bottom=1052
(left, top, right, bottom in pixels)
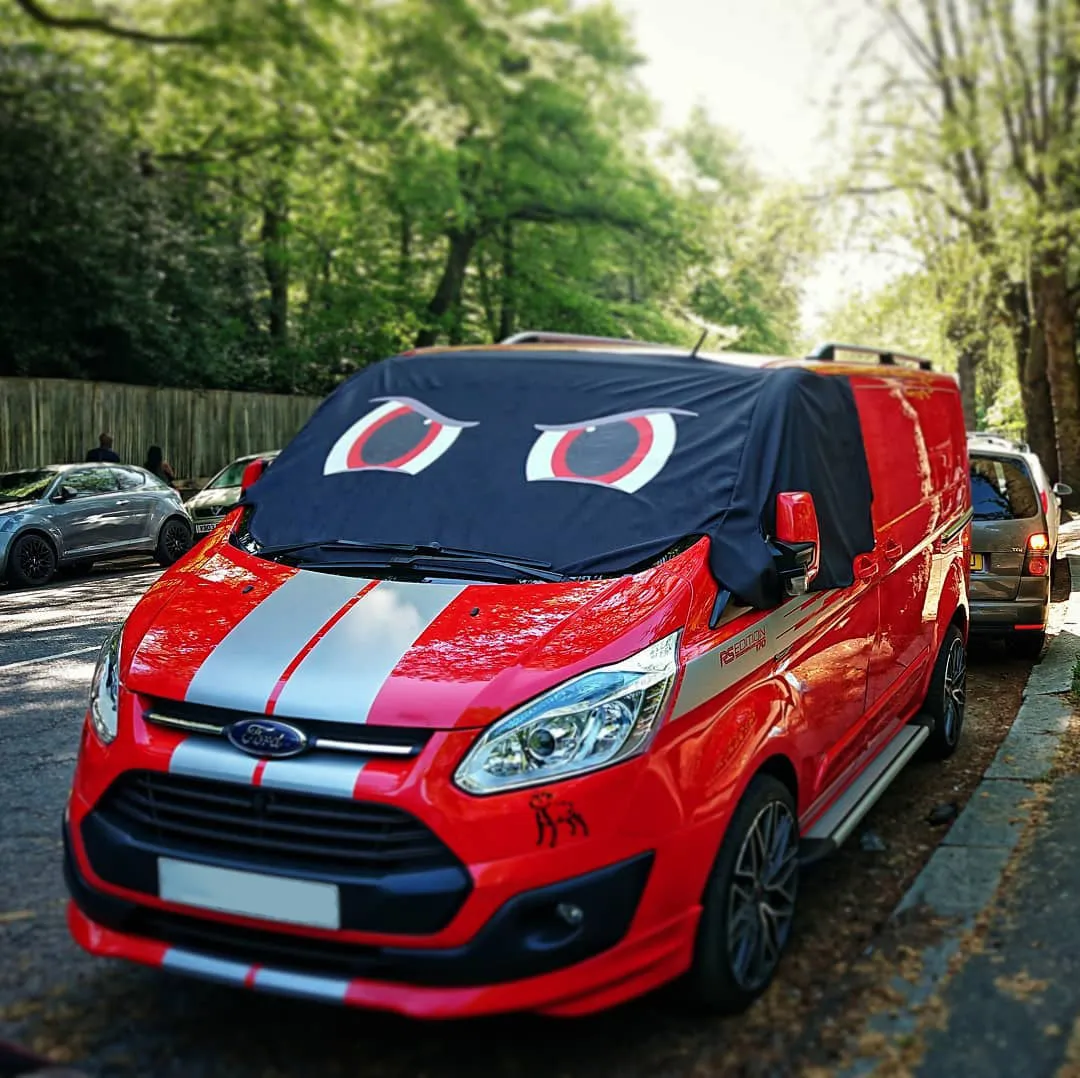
left=556, top=902, right=584, bottom=927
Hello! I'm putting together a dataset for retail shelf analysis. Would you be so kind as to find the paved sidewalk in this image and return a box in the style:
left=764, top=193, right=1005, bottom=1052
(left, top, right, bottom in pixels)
left=838, top=554, right=1080, bottom=1077
left=915, top=777, right=1080, bottom=1077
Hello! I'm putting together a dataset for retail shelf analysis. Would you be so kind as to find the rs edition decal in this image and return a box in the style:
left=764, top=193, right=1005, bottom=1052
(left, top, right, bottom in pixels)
left=672, top=591, right=834, bottom=720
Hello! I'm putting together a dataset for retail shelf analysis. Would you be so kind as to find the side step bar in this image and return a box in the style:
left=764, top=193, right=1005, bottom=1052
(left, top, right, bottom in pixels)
left=799, top=721, right=930, bottom=865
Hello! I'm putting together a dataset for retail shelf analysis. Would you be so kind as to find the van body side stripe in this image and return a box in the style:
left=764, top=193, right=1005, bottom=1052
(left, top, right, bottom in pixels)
left=673, top=591, right=836, bottom=720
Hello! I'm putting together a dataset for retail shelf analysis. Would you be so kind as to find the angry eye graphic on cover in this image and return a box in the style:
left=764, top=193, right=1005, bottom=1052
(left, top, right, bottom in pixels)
left=324, top=397, right=696, bottom=494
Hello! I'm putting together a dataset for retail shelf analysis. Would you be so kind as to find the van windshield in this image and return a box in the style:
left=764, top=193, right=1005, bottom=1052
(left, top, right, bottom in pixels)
left=242, top=348, right=877, bottom=609
left=970, top=457, right=1039, bottom=521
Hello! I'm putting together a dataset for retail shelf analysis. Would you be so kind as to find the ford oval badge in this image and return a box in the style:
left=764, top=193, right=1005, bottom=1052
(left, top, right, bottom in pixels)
left=226, top=718, right=308, bottom=758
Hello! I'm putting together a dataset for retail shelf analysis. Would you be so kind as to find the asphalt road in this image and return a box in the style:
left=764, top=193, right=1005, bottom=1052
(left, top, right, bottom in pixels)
left=0, top=565, right=1041, bottom=1078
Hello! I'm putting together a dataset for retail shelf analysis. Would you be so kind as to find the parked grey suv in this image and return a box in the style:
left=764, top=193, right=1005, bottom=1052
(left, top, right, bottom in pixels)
left=968, top=434, right=1072, bottom=657
left=0, top=464, right=193, bottom=588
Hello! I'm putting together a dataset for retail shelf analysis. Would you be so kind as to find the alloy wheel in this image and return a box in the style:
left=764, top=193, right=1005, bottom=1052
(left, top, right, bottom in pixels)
left=17, top=536, right=54, bottom=583
left=163, top=521, right=191, bottom=560
left=941, top=636, right=967, bottom=743
left=726, top=800, right=799, bottom=991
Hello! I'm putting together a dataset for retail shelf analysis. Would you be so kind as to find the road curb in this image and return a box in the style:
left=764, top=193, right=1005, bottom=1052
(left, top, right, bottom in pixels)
left=837, top=554, right=1080, bottom=1077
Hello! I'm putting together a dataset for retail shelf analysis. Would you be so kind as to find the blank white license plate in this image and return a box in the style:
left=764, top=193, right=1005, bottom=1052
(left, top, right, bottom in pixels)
left=158, top=858, right=340, bottom=930
left=194, top=522, right=216, bottom=534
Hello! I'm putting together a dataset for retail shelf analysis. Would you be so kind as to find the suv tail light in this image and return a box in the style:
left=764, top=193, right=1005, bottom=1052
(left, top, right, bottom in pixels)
left=1040, top=490, right=1049, bottom=514
left=1025, top=532, right=1050, bottom=577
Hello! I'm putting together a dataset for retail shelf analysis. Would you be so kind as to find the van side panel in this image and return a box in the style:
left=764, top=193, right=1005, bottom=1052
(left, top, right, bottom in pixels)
left=854, top=382, right=934, bottom=717
left=911, top=382, right=970, bottom=536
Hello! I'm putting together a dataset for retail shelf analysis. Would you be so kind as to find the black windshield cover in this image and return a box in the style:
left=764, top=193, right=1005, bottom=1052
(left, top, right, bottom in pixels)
left=243, top=349, right=875, bottom=608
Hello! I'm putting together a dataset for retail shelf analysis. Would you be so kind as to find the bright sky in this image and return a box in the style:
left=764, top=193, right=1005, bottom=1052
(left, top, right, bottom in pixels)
left=614, top=0, right=907, bottom=339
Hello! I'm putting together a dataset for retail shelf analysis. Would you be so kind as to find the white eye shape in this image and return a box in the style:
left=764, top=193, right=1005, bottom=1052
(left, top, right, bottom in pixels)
left=323, top=397, right=477, bottom=477
left=525, top=408, right=695, bottom=494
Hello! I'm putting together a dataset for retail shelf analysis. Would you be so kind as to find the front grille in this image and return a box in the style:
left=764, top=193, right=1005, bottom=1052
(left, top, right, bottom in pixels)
left=97, top=771, right=458, bottom=875
left=144, top=697, right=432, bottom=758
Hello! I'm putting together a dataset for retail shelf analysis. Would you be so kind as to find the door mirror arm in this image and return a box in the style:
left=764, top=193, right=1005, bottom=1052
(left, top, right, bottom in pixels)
left=773, top=491, right=821, bottom=597
left=771, top=541, right=816, bottom=597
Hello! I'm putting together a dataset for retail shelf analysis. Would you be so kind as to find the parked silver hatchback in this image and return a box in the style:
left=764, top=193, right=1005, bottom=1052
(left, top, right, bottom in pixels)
left=968, top=433, right=1072, bottom=657
left=0, top=464, right=193, bottom=588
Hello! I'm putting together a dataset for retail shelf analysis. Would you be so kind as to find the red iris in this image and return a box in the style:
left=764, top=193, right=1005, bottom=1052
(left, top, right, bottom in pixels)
left=345, top=405, right=442, bottom=470
left=550, top=416, right=655, bottom=485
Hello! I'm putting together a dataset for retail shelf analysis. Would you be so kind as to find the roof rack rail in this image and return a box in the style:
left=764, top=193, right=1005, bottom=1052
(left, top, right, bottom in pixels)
left=501, top=330, right=676, bottom=348
left=968, top=430, right=1030, bottom=452
left=809, top=342, right=933, bottom=371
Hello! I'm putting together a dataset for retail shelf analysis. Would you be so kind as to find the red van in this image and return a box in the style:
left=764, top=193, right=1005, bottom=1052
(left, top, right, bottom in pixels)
left=64, top=337, right=970, bottom=1017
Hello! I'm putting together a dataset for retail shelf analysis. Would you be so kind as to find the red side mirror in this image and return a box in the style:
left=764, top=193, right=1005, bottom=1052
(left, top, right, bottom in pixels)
left=240, top=458, right=268, bottom=495
left=775, top=491, right=820, bottom=593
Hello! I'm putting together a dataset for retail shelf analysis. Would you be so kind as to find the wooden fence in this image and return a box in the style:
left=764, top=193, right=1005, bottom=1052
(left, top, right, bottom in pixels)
left=0, top=378, right=321, bottom=479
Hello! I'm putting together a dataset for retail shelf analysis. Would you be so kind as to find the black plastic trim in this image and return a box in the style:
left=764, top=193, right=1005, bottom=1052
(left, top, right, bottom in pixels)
left=81, top=781, right=471, bottom=936
left=65, top=819, right=654, bottom=988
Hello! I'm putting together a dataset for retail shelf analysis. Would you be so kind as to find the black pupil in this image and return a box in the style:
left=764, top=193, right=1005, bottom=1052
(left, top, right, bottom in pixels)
left=361, top=411, right=432, bottom=465
left=564, top=422, right=640, bottom=477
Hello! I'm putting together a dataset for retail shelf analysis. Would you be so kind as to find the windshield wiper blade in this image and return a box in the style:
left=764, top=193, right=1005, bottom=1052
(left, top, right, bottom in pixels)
left=257, top=538, right=410, bottom=558
left=255, top=539, right=562, bottom=581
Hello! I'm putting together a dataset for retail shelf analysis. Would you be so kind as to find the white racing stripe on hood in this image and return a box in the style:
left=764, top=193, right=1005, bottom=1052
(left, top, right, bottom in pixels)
left=184, top=571, right=365, bottom=714
left=269, top=580, right=465, bottom=724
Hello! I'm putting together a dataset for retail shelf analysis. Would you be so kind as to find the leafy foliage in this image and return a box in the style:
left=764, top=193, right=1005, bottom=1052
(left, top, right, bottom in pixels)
left=0, top=0, right=816, bottom=394
left=833, top=0, right=1080, bottom=486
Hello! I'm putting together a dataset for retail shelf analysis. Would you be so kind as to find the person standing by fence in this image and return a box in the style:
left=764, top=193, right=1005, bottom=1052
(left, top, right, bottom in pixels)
left=85, top=433, right=120, bottom=463
left=143, top=445, right=175, bottom=486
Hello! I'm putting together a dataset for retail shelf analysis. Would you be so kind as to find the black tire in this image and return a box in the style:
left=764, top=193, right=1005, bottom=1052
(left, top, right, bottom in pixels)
left=922, top=625, right=967, bottom=759
left=155, top=517, right=192, bottom=567
left=686, top=774, right=799, bottom=1014
left=1007, top=629, right=1046, bottom=660
left=7, top=532, right=58, bottom=588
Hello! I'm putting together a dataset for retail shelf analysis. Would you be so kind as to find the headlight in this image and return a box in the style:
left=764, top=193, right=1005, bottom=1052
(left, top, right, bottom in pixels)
left=454, top=632, right=679, bottom=795
left=88, top=627, right=123, bottom=745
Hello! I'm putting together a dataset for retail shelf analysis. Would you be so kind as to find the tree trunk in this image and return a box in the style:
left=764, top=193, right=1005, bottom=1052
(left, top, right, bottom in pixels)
left=397, top=208, right=412, bottom=290
left=1035, top=256, right=1080, bottom=500
left=1023, top=314, right=1058, bottom=481
left=475, top=247, right=499, bottom=340
left=497, top=220, right=515, bottom=341
left=261, top=186, right=288, bottom=346
left=956, top=350, right=978, bottom=427
left=1005, top=283, right=1057, bottom=478
left=415, top=228, right=477, bottom=348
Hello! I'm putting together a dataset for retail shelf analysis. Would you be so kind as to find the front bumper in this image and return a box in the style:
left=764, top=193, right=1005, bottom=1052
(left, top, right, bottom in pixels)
left=64, top=821, right=691, bottom=1017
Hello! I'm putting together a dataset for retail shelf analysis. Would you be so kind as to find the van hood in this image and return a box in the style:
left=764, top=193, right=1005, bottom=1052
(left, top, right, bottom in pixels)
left=123, top=547, right=692, bottom=729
